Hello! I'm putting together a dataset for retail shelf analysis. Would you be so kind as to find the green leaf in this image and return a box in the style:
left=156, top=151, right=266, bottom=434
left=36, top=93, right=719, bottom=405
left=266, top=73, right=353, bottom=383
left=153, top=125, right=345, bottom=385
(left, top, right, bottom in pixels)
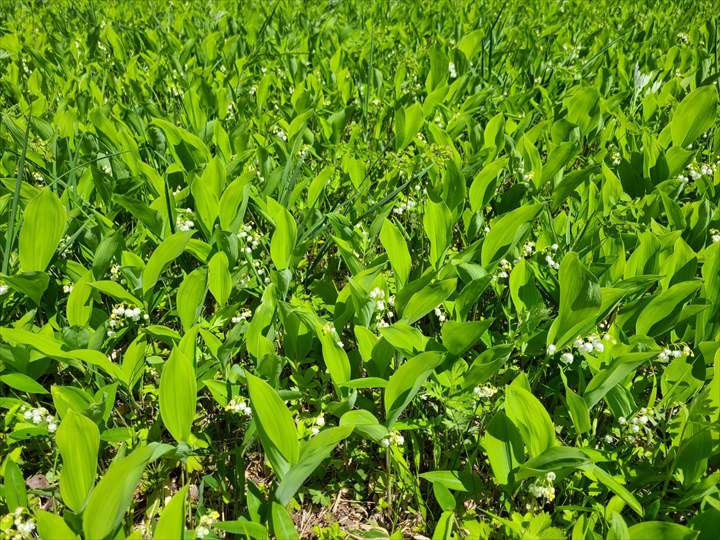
left=584, top=353, right=655, bottom=408
left=0, top=372, right=48, bottom=394
left=379, top=219, right=411, bottom=286
left=481, top=204, right=542, bottom=268
left=192, top=156, right=225, bottom=232
left=176, top=268, right=207, bottom=332
left=401, top=278, right=457, bottom=324
left=628, top=522, right=696, bottom=540
left=547, top=252, right=602, bottom=348
left=2, top=271, right=49, bottom=305
left=670, top=85, right=718, bottom=148
left=246, top=372, right=299, bottom=477
left=636, top=281, right=701, bottom=337
left=423, top=200, right=453, bottom=268
left=35, top=510, right=79, bottom=540
left=440, top=319, right=493, bottom=356
left=505, top=384, right=556, bottom=457
left=395, top=102, right=424, bottom=150
left=3, top=459, right=27, bottom=511
left=57, top=409, right=99, bottom=513
left=515, top=446, right=592, bottom=481
left=159, top=348, right=197, bottom=443
left=89, top=280, right=143, bottom=306
left=143, top=231, right=193, bottom=294
left=581, top=464, right=643, bottom=517
left=267, top=198, right=297, bottom=270
left=154, top=485, right=188, bottom=540
left=275, top=426, right=354, bottom=505
left=82, top=443, right=172, bottom=540
left=384, top=351, right=444, bottom=427
left=208, top=252, right=232, bottom=306
left=19, top=188, right=67, bottom=272
left=271, top=502, right=300, bottom=540
left=469, top=157, right=508, bottom=212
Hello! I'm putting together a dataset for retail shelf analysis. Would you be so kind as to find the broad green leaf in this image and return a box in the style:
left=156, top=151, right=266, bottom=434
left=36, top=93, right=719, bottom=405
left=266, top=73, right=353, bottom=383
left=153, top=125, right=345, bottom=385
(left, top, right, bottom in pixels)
left=208, top=252, right=232, bottom=306
left=581, top=464, right=643, bottom=517
left=3, top=459, right=27, bottom=511
left=246, top=372, right=299, bottom=477
left=0, top=372, right=48, bottom=394
left=401, top=278, right=457, bottom=324
left=379, top=219, right=411, bottom=286
left=267, top=198, right=297, bottom=270
left=636, top=281, right=701, bottom=337
left=35, top=511, right=79, bottom=540
left=481, top=204, right=542, bottom=268
left=19, top=188, right=67, bottom=272
left=423, top=200, right=453, bottom=268
left=515, top=446, right=592, bottom=481
left=384, top=351, right=444, bottom=427
left=469, top=157, right=508, bottom=211
left=275, top=426, right=353, bottom=505
left=271, top=502, right=300, bottom=540
left=159, top=348, right=197, bottom=443
left=505, top=384, right=556, bottom=457
left=628, top=522, right=695, bottom=540
left=82, top=443, right=172, bottom=540
left=548, top=252, right=602, bottom=348
left=143, top=231, right=193, bottom=294
left=440, top=319, right=493, bottom=356
left=57, top=409, right=99, bottom=513
left=154, top=485, right=188, bottom=540
left=482, top=411, right=524, bottom=485
left=176, top=268, right=207, bottom=332
left=670, top=85, right=718, bottom=148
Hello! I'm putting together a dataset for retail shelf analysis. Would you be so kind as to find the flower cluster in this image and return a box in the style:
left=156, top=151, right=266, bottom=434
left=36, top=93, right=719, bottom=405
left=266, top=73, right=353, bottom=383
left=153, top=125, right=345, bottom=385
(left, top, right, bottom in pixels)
left=380, top=431, right=405, bottom=448
left=196, top=510, right=220, bottom=539
left=448, top=62, right=457, bottom=78
left=109, top=264, right=121, bottom=281
left=434, top=306, right=447, bottom=323
left=237, top=223, right=262, bottom=254
left=657, top=344, right=692, bottom=361
left=225, top=398, right=252, bottom=416
left=473, top=384, right=498, bottom=399
left=273, top=128, right=287, bottom=141
left=107, top=303, right=148, bottom=337
left=175, top=208, right=195, bottom=232
left=495, top=258, right=512, bottom=280
left=392, top=197, right=418, bottom=216
left=679, top=161, right=716, bottom=183
left=611, top=151, right=621, bottom=166
left=528, top=472, right=556, bottom=503
left=710, top=228, right=720, bottom=244
left=521, top=241, right=535, bottom=258
left=370, top=287, right=395, bottom=327
left=0, top=282, right=9, bottom=295
left=618, top=407, right=660, bottom=447
left=544, top=243, right=560, bottom=270
left=231, top=309, right=253, bottom=324
left=323, top=323, right=344, bottom=349
left=311, top=414, right=325, bottom=435
left=548, top=334, right=609, bottom=365
left=0, top=507, right=36, bottom=539
left=21, top=406, right=57, bottom=433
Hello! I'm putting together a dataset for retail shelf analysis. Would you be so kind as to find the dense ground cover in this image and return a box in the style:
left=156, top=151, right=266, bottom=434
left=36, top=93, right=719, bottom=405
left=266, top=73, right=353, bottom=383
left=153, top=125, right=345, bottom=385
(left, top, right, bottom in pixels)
left=1, top=0, right=720, bottom=538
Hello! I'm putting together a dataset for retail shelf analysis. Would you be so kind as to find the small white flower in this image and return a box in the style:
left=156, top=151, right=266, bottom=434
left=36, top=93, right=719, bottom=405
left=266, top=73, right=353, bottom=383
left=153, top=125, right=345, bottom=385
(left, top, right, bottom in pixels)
left=63, top=284, right=73, bottom=294
left=604, top=434, right=614, bottom=444
left=618, top=416, right=627, bottom=425
left=315, top=415, right=325, bottom=427
left=311, top=427, right=320, bottom=435
left=546, top=471, right=556, bottom=482
left=0, top=283, right=9, bottom=295
left=448, top=62, right=457, bottom=78
left=48, top=422, right=57, bottom=433
left=196, top=525, right=211, bottom=539
left=560, top=352, right=574, bottom=365
left=547, top=344, right=557, bottom=355
left=580, top=341, right=594, bottom=354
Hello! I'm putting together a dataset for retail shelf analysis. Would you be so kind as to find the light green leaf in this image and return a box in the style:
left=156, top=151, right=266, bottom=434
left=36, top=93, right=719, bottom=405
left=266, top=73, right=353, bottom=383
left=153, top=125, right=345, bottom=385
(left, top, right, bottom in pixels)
left=505, top=384, right=556, bottom=457
left=670, top=85, right=718, bottom=148
left=176, top=268, right=207, bottom=332
left=379, top=219, right=411, bottom=286
left=154, top=485, right=188, bottom=540
left=57, top=410, right=99, bottom=513
left=208, top=251, right=232, bottom=306
left=143, top=231, right=193, bottom=294
left=481, top=204, right=542, bottom=268
left=384, top=351, right=444, bottom=427
left=423, top=200, right=453, bottom=268
left=19, top=188, right=67, bottom=272
left=159, top=348, right=197, bottom=443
